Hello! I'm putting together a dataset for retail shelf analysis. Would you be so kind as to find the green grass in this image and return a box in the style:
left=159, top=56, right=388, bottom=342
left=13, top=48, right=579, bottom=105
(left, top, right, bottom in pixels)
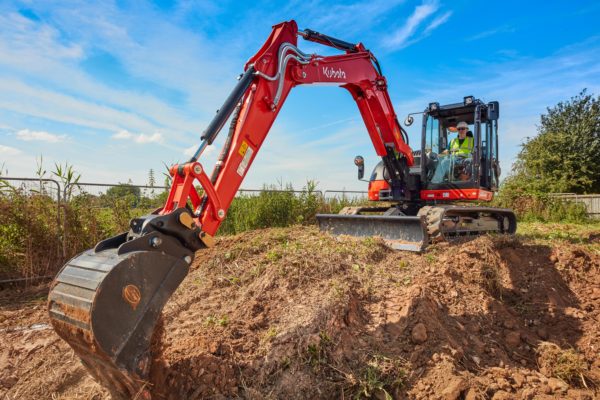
left=517, top=220, right=600, bottom=244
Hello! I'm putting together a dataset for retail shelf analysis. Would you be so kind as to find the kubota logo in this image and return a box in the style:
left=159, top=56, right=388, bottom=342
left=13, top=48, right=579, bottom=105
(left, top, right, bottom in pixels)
left=322, top=66, right=346, bottom=79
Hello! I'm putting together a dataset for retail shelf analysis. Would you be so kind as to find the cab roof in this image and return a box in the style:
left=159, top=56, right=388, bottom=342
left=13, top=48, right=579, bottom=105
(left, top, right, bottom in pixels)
left=427, top=99, right=495, bottom=126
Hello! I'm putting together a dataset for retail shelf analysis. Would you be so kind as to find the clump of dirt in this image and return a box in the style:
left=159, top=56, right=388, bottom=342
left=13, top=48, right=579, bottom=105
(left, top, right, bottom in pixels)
left=1, top=225, right=599, bottom=399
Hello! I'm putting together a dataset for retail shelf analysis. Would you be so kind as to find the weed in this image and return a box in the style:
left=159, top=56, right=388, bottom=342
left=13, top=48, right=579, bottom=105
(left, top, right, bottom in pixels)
left=250, top=264, right=266, bottom=278
left=329, top=279, right=349, bottom=300
left=305, top=331, right=332, bottom=370
left=218, top=315, right=229, bottom=327
left=192, top=277, right=203, bottom=287
left=204, top=315, right=217, bottom=326
left=225, top=275, right=241, bottom=286
left=266, top=249, right=282, bottom=262
left=537, top=342, right=590, bottom=387
left=264, top=326, right=278, bottom=341
left=204, top=314, right=229, bottom=328
left=425, top=253, right=436, bottom=264
left=280, top=356, right=291, bottom=369
left=361, top=237, right=380, bottom=248
left=352, top=355, right=407, bottom=400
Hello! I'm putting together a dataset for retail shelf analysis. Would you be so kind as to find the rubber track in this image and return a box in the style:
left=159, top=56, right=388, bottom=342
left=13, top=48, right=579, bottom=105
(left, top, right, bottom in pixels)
left=418, top=205, right=517, bottom=243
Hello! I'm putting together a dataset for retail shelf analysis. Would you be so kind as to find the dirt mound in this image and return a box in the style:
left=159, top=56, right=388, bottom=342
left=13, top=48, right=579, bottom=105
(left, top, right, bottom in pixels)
left=1, top=226, right=599, bottom=399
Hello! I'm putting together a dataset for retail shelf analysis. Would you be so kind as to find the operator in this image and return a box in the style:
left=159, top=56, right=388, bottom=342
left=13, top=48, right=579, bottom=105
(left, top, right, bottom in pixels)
left=432, top=121, right=474, bottom=182
left=448, top=121, right=474, bottom=156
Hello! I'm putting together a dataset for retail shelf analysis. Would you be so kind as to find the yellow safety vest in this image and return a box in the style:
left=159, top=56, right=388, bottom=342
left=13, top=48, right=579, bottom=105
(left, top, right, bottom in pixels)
left=450, top=136, right=474, bottom=155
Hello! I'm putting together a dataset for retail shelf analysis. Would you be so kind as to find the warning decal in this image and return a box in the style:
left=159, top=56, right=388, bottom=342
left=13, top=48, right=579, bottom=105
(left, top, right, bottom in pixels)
left=238, top=140, right=249, bottom=157
left=237, top=143, right=253, bottom=176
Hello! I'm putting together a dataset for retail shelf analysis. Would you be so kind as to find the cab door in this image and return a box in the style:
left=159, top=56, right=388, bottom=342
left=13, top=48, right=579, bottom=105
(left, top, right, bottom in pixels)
left=480, top=103, right=500, bottom=190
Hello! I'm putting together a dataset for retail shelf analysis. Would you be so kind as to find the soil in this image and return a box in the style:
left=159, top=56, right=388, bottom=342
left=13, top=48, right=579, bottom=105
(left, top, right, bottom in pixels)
left=1, top=226, right=599, bottom=399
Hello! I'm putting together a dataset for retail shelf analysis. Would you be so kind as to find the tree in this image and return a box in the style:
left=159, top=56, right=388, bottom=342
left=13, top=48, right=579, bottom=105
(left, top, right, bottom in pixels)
left=148, top=169, right=155, bottom=187
left=510, top=90, right=600, bottom=194
left=105, top=183, right=141, bottom=206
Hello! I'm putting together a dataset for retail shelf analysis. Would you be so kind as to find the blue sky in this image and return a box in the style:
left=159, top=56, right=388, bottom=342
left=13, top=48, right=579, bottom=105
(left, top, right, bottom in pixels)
left=0, top=0, right=599, bottom=191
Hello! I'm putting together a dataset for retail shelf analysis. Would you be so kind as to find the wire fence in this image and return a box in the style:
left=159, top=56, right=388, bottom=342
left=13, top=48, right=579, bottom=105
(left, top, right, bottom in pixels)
left=0, top=177, right=61, bottom=202
left=0, top=176, right=369, bottom=284
left=0, top=177, right=62, bottom=228
left=324, top=190, right=369, bottom=200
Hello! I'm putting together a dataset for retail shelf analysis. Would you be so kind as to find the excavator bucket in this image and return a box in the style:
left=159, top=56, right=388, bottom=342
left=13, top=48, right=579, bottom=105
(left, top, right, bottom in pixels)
left=316, top=213, right=429, bottom=252
left=48, top=229, right=192, bottom=399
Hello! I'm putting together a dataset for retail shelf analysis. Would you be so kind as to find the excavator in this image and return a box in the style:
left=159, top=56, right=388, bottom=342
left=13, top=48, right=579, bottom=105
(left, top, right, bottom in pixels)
left=47, top=20, right=516, bottom=399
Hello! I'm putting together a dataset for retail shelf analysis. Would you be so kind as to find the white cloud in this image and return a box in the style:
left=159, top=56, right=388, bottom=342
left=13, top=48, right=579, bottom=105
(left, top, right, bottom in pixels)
left=466, top=25, right=515, bottom=42
left=0, top=144, right=21, bottom=156
left=424, top=11, right=452, bottom=35
left=183, top=144, right=215, bottom=157
left=383, top=0, right=439, bottom=49
left=112, top=129, right=163, bottom=144
left=310, top=0, right=407, bottom=34
left=16, top=129, right=67, bottom=143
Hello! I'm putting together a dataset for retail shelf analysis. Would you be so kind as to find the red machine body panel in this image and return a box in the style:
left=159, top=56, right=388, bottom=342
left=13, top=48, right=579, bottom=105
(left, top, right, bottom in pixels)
left=420, top=189, right=494, bottom=201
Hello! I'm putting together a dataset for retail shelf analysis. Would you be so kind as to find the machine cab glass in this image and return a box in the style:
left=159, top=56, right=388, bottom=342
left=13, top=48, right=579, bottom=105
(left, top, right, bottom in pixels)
left=420, top=98, right=500, bottom=192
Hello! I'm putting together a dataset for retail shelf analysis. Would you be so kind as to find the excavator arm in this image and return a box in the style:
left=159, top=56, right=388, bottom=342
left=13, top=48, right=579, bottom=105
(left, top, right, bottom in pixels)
left=167, top=20, right=414, bottom=238
left=47, top=20, right=418, bottom=399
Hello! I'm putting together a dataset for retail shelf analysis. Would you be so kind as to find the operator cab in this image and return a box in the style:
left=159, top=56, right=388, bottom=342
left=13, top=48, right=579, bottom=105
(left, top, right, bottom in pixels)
left=357, top=96, right=501, bottom=202
left=420, top=96, right=500, bottom=200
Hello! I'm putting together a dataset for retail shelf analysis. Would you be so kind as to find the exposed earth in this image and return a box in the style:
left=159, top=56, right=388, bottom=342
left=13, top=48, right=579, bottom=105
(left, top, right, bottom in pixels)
left=1, top=225, right=599, bottom=399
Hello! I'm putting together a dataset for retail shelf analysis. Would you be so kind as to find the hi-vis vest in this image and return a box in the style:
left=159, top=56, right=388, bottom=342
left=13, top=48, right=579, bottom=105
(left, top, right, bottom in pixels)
left=450, top=136, right=474, bottom=155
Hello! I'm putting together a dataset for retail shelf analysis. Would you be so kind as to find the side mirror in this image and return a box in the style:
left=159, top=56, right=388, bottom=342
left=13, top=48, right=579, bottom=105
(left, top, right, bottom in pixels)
left=404, top=115, right=414, bottom=126
left=354, top=155, right=365, bottom=180
left=487, top=101, right=499, bottom=120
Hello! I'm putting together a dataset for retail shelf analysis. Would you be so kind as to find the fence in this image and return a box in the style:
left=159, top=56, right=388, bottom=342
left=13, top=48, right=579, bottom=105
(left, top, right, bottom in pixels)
left=324, top=190, right=368, bottom=200
left=549, top=194, right=600, bottom=219
left=0, top=177, right=370, bottom=283
left=0, top=177, right=62, bottom=227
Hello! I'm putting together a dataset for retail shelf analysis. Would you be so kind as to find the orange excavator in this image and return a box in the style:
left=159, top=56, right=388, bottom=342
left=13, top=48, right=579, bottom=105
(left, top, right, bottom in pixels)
left=48, top=20, right=516, bottom=398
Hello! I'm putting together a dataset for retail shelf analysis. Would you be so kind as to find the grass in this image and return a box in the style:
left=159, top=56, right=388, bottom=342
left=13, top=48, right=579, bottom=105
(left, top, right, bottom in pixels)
left=536, top=342, right=590, bottom=387
left=305, top=331, right=333, bottom=370
left=517, top=220, right=600, bottom=254
left=351, top=355, right=407, bottom=400
left=518, top=221, right=600, bottom=242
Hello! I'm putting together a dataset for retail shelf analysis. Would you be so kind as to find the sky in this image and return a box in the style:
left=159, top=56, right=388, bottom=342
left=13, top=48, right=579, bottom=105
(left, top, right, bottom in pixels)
left=0, top=0, right=599, bottom=191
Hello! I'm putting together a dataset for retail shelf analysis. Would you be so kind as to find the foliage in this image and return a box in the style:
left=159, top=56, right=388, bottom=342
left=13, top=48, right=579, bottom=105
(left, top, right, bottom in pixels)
left=494, top=183, right=588, bottom=223
left=218, top=180, right=369, bottom=235
left=104, top=182, right=141, bottom=207
left=0, top=173, right=370, bottom=280
left=494, top=90, right=599, bottom=221
left=509, top=89, right=600, bottom=194
left=52, top=162, right=81, bottom=201
left=0, top=184, right=62, bottom=280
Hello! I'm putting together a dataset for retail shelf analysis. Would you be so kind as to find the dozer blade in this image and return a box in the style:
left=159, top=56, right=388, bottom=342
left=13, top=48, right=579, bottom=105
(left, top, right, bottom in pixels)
left=316, top=213, right=428, bottom=252
left=48, top=242, right=190, bottom=399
